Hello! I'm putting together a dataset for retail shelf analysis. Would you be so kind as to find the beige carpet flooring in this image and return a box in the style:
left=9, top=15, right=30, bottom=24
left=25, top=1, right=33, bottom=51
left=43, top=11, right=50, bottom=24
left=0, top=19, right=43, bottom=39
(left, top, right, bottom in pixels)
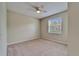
left=8, top=39, right=67, bottom=56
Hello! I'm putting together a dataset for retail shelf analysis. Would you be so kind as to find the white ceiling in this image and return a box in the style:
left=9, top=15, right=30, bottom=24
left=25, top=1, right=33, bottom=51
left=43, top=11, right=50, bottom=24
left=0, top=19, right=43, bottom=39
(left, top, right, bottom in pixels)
left=7, top=2, right=68, bottom=19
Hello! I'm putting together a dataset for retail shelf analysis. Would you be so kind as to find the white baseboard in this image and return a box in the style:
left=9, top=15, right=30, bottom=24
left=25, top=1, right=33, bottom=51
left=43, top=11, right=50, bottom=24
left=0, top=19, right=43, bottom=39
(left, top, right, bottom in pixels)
left=8, top=40, right=27, bottom=45
left=8, top=38, right=40, bottom=45
left=8, top=38, right=67, bottom=46
left=42, top=38, right=68, bottom=46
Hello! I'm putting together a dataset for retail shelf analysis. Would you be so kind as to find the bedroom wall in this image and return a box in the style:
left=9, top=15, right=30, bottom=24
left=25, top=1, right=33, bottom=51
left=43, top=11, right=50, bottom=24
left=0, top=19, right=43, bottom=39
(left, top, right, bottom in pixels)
left=0, top=3, right=7, bottom=56
left=7, top=11, right=40, bottom=45
left=68, top=2, right=79, bottom=55
left=40, top=11, right=68, bottom=44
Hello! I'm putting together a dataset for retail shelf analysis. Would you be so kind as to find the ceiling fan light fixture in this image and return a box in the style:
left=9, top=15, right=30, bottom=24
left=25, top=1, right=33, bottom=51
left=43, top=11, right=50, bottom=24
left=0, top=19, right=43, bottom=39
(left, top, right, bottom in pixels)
left=36, top=10, right=41, bottom=13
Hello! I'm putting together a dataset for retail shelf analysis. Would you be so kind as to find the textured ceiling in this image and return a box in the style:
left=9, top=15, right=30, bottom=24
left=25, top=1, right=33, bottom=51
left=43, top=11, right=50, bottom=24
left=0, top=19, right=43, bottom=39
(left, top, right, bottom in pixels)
left=7, top=2, right=68, bottom=19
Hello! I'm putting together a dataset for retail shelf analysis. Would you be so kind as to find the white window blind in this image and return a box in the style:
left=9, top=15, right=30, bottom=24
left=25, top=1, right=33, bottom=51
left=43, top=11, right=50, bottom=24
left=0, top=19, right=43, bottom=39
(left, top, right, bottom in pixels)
left=48, top=17, right=63, bottom=34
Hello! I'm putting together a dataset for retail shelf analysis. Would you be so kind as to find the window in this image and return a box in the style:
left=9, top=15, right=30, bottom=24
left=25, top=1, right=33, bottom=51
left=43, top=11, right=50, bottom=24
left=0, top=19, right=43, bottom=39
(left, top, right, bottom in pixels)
left=48, top=17, right=63, bottom=34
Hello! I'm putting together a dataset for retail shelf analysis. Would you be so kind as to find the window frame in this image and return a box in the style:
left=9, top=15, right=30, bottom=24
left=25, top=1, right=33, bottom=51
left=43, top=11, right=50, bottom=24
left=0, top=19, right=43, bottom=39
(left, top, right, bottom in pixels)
left=48, top=17, right=63, bottom=34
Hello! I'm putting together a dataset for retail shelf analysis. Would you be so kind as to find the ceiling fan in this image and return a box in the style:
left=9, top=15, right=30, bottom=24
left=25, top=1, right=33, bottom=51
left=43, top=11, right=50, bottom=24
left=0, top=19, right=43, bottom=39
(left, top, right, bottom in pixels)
left=29, top=4, right=47, bottom=14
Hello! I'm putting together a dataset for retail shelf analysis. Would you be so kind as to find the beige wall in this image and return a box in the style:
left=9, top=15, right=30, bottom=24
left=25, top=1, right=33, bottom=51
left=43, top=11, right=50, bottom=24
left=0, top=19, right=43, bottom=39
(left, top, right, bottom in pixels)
left=7, top=11, right=40, bottom=45
left=0, top=3, right=7, bottom=56
left=68, top=3, right=79, bottom=55
left=41, top=11, right=68, bottom=44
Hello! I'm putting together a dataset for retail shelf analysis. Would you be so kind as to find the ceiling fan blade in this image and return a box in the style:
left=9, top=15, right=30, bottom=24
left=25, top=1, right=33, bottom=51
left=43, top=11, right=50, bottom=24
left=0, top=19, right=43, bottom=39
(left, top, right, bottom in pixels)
left=28, top=3, right=47, bottom=13
left=43, top=10, right=47, bottom=13
left=40, top=9, right=47, bottom=13
left=28, top=4, right=37, bottom=11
